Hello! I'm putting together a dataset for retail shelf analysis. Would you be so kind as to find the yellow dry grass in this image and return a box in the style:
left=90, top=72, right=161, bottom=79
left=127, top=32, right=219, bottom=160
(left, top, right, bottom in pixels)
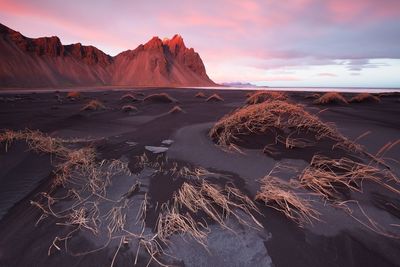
left=81, top=99, right=105, bottom=111
left=121, top=104, right=138, bottom=112
left=255, top=175, right=319, bottom=225
left=143, top=93, right=177, bottom=103
left=349, top=93, right=380, bottom=103
left=195, top=92, right=206, bottom=98
left=0, top=129, right=130, bottom=191
left=206, top=94, right=224, bottom=102
left=156, top=204, right=208, bottom=247
left=0, top=129, right=65, bottom=154
left=314, top=92, right=348, bottom=105
left=120, top=93, right=140, bottom=102
left=173, top=180, right=262, bottom=229
left=304, top=93, right=321, bottom=99
left=168, top=105, right=185, bottom=114
left=67, top=91, right=81, bottom=99
left=210, top=100, right=354, bottom=152
left=0, top=129, right=192, bottom=265
left=246, top=91, right=287, bottom=105
left=298, top=155, right=400, bottom=201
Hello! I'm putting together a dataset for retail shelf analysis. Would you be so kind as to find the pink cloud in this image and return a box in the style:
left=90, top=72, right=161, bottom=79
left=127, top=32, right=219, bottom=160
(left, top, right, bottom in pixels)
left=264, top=76, right=302, bottom=82
left=0, top=0, right=131, bottom=50
left=326, top=0, right=400, bottom=23
left=317, top=73, right=337, bottom=77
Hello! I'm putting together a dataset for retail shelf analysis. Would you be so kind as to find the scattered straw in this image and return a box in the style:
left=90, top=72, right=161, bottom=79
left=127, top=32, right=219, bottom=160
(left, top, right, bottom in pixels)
left=255, top=175, right=319, bottom=225
left=298, top=155, right=400, bottom=201
left=174, top=180, right=261, bottom=229
left=157, top=205, right=208, bottom=247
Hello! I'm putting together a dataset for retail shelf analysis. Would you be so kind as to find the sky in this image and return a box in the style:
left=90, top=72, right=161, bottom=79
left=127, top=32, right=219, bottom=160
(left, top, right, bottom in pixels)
left=1, top=0, right=399, bottom=88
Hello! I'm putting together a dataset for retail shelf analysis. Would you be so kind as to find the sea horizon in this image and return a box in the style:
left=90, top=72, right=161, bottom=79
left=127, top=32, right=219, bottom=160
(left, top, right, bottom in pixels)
left=1, top=86, right=399, bottom=94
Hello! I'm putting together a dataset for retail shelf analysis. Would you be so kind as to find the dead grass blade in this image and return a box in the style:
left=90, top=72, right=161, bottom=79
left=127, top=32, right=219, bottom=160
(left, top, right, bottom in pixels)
left=298, top=155, right=400, bottom=202
left=255, top=176, right=319, bottom=225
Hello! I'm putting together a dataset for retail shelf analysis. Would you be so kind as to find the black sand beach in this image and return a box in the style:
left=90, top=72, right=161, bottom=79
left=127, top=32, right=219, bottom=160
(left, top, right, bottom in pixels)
left=0, top=88, right=399, bottom=267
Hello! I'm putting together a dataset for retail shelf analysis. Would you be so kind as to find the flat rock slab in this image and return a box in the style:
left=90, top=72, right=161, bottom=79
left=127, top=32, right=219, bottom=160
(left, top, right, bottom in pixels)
left=161, top=139, right=174, bottom=145
left=126, top=141, right=138, bottom=146
left=145, top=145, right=168, bottom=154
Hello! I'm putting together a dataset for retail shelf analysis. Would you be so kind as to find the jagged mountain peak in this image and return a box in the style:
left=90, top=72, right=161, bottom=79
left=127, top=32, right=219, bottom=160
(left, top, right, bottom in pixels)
left=144, top=36, right=164, bottom=50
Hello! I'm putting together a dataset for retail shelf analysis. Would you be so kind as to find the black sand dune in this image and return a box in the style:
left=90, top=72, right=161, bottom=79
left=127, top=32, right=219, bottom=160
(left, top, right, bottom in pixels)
left=0, top=89, right=399, bottom=267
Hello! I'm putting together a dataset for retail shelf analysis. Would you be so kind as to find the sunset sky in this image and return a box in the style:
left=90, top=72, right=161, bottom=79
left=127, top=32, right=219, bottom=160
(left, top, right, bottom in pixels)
left=1, top=0, right=399, bottom=88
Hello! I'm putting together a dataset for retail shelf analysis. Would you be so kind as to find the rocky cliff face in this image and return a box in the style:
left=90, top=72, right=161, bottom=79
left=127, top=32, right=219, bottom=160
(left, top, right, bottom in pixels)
left=0, top=23, right=216, bottom=88
left=64, top=43, right=113, bottom=67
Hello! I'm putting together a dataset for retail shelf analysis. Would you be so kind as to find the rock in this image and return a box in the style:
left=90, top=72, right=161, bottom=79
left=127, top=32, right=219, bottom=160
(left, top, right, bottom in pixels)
left=145, top=146, right=169, bottom=154
left=161, top=139, right=174, bottom=145
left=126, top=141, right=138, bottom=146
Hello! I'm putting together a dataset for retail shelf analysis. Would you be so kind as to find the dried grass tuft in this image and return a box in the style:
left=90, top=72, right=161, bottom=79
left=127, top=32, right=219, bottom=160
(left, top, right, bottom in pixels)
left=120, top=93, right=140, bottom=102
left=157, top=205, right=208, bottom=247
left=349, top=93, right=380, bottom=103
left=255, top=176, right=319, bottom=225
left=378, top=92, right=400, bottom=98
left=206, top=94, right=224, bottom=102
left=121, top=105, right=138, bottom=112
left=143, top=93, right=177, bottom=103
left=314, top=92, right=348, bottom=105
left=246, top=91, right=287, bottom=105
left=0, top=129, right=130, bottom=191
left=304, top=93, right=321, bottom=99
left=210, top=100, right=353, bottom=152
left=168, top=105, right=185, bottom=114
left=67, top=91, right=81, bottom=99
left=195, top=92, right=206, bottom=98
left=174, top=180, right=262, bottom=229
left=299, top=155, right=400, bottom=201
left=0, top=129, right=66, bottom=154
left=81, top=100, right=105, bottom=111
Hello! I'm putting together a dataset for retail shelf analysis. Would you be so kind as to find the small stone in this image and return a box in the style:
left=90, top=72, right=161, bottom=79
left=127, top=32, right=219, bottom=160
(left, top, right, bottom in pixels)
left=145, top=146, right=168, bottom=154
left=161, top=139, right=174, bottom=145
left=126, top=141, right=138, bottom=147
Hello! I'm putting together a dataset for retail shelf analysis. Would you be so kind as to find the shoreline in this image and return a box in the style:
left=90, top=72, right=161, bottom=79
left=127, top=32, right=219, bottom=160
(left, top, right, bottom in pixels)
left=0, top=85, right=399, bottom=94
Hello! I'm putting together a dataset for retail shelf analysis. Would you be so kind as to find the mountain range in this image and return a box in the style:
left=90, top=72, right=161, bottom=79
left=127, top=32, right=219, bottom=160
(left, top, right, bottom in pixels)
left=0, top=23, right=216, bottom=88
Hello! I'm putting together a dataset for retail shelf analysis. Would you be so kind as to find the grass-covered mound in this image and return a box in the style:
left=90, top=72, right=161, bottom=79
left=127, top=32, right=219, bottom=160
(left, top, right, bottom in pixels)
left=210, top=100, right=357, bottom=154
left=246, top=91, right=287, bottom=105
left=314, top=92, right=348, bottom=105
left=349, top=93, right=380, bottom=103
left=143, top=93, right=177, bottom=103
left=81, top=99, right=105, bottom=111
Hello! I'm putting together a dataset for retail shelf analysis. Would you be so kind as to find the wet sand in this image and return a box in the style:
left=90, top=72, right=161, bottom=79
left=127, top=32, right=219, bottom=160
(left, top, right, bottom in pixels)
left=0, top=88, right=399, bottom=267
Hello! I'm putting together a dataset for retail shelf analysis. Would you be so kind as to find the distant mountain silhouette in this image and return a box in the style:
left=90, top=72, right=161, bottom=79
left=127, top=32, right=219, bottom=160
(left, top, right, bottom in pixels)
left=222, top=82, right=260, bottom=88
left=0, top=23, right=216, bottom=88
